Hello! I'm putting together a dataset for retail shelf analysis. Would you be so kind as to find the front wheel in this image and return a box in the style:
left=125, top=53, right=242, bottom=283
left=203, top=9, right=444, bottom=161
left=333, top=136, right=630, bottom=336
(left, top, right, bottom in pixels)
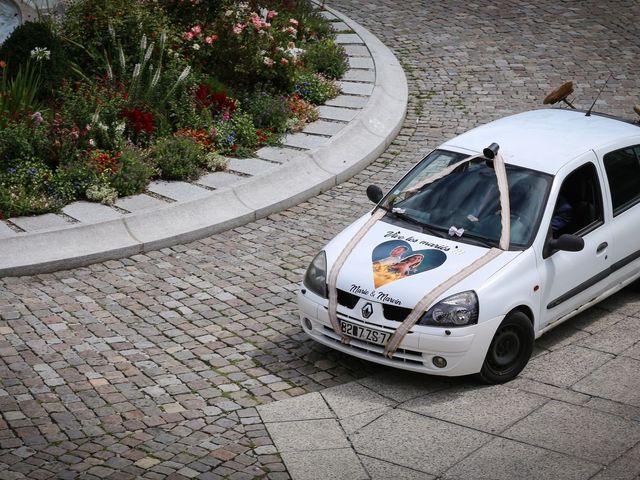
left=477, top=311, right=534, bottom=384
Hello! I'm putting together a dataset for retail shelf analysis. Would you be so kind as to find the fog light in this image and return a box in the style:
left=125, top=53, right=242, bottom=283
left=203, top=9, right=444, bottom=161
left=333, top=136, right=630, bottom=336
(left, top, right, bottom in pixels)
left=432, top=356, right=447, bottom=368
left=303, top=318, right=313, bottom=331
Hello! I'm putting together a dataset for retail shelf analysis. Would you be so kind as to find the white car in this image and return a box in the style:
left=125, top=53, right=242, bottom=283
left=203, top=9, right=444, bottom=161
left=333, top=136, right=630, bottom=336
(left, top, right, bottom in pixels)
left=297, top=108, right=640, bottom=383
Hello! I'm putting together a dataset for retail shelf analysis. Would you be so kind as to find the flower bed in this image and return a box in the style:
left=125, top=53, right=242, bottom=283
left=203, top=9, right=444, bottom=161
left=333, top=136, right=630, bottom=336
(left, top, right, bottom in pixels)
left=0, top=0, right=348, bottom=218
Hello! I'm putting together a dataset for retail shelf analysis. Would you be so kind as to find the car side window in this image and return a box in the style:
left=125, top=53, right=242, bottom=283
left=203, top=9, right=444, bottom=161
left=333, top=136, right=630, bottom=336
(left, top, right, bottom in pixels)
left=603, top=145, right=640, bottom=216
left=551, top=162, right=604, bottom=238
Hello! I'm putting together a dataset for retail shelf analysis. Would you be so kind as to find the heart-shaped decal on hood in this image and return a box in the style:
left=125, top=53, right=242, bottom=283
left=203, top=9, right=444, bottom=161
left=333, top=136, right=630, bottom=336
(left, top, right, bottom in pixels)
left=372, top=240, right=447, bottom=288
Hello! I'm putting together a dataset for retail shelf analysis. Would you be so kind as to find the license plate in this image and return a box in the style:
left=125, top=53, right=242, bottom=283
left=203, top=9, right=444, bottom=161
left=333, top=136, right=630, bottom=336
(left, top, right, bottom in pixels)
left=340, top=320, right=390, bottom=346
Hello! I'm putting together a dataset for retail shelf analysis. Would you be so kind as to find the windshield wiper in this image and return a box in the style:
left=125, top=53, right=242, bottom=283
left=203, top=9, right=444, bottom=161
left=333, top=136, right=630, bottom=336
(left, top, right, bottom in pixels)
left=381, top=206, right=447, bottom=238
left=458, top=233, right=497, bottom=249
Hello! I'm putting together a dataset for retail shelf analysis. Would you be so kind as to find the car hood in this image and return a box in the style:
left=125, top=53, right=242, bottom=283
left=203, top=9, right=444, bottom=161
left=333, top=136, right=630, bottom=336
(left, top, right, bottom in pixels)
left=325, top=213, right=521, bottom=309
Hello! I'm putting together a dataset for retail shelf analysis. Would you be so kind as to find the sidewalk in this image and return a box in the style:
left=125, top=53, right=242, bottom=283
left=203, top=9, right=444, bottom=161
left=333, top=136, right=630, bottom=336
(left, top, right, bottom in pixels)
left=258, top=301, right=640, bottom=480
left=0, top=4, right=407, bottom=277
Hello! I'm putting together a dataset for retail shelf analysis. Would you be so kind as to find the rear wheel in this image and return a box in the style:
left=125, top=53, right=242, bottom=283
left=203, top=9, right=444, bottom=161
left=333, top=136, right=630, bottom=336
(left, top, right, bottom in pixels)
left=478, top=311, right=534, bottom=384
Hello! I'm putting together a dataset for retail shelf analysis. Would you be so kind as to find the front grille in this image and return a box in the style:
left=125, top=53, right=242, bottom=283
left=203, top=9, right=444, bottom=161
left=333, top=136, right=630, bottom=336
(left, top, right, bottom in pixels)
left=322, top=325, right=423, bottom=365
left=337, top=289, right=359, bottom=309
left=382, top=304, right=412, bottom=322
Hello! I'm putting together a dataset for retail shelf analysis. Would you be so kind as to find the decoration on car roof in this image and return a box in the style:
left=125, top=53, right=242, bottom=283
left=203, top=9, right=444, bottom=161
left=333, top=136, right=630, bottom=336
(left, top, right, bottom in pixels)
left=544, top=81, right=576, bottom=108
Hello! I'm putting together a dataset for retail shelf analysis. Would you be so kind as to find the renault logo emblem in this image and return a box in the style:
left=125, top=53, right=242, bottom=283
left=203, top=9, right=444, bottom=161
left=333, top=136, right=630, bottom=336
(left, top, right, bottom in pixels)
left=361, top=302, right=373, bottom=319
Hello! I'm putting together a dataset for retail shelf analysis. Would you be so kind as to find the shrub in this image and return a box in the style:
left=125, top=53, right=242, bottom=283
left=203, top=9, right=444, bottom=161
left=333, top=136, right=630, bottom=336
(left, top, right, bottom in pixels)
left=150, top=136, right=204, bottom=180
left=0, top=160, right=69, bottom=217
left=293, top=70, right=340, bottom=105
left=214, top=112, right=258, bottom=156
left=302, top=39, right=348, bottom=79
left=0, top=62, right=43, bottom=126
left=110, top=147, right=155, bottom=196
left=241, top=90, right=291, bottom=134
left=287, top=94, right=318, bottom=131
left=63, top=0, right=170, bottom=76
left=0, top=21, right=70, bottom=96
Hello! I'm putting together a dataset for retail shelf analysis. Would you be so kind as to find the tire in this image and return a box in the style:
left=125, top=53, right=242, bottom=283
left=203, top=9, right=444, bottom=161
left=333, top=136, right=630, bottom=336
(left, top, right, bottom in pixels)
left=477, top=311, right=534, bottom=384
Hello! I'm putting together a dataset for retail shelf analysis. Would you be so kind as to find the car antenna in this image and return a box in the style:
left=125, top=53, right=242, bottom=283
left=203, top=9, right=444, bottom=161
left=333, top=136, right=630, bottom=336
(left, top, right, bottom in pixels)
left=585, top=72, right=613, bottom=117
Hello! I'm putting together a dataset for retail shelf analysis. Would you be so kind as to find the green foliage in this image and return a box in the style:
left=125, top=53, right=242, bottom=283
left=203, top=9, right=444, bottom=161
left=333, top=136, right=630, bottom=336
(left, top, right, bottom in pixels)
left=241, top=90, right=291, bottom=134
left=110, top=147, right=155, bottom=196
left=0, top=62, right=42, bottom=126
left=63, top=0, right=170, bottom=76
left=0, top=21, right=70, bottom=95
left=214, top=112, right=259, bottom=156
left=302, top=39, right=348, bottom=79
left=0, top=159, right=71, bottom=217
left=0, top=121, right=44, bottom=169
left=151, top=136, right=205, bottom=180
left=293, top=70, right=339, bottom=105
left=160, top=0, right=232, bottom=30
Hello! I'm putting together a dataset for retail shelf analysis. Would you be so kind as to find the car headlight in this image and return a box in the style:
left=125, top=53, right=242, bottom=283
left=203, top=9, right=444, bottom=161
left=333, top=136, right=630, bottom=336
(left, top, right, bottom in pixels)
left=303, top=251, right=327, bottom=298
left=419, top=291, right=478, bottom=327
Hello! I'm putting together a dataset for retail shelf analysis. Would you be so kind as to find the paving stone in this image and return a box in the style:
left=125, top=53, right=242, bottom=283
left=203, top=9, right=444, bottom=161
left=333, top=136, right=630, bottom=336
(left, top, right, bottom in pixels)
left=325, top=95, right=369, bottom=109
left=255, top=146, right=301, bottom=163
left=338, top=81, right=374, bottom=96
left=115, top=194, right=168, bottom=212
left=62, top=202, right=123, bottom=224
left=147, top=181, right=211, bottom=202
left=359, top=455, right=432, bottom=480
left=317, top=106, right=359, bottom=122
left=281, top=448, right=367, bottom=480
left=504, top=400, right=640, bottom=464
left=0, top=221, right=18, bottom=238
left=351, top=409, right=490, bottom=473
left=357, top=370, right=450, bottom=402
left=442, top=437, right=601, bottom=480
left=321, top=382, right=393, bottom=419
left=329, top=21, right=350, bottom=32
left=227, top=158, right=277, bottom=176
left=266, top=419, right=349, bottom=452
left=258, top=392, right=332, bottom=423
left=10, top=214, right=70, bottom=232
left=195, top=172, right=245, bottom=190
left=573, top=356, right=640, bottom=407
left=348, top=57, right=374, bottom=69
left=302, top=121, right=347, bottom=136
left=401, top=384, right=547, bottom=433
left=575, top=317, right=640, bottom=354
left=343, top=45, right=369, bottom=57
left=282, top=133, right=330, bottom=150
left=335, top=33, right=363, bottom=44
left=343, top=69, right=376, bottom=82
left=591, top=442, right=640, bottom=480
left=522, top=345, right=614, bottom=387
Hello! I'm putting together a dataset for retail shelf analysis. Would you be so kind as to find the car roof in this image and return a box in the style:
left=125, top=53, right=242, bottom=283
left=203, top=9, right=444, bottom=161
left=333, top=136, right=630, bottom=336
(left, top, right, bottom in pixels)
left=441, top=108, right=640, bottom=175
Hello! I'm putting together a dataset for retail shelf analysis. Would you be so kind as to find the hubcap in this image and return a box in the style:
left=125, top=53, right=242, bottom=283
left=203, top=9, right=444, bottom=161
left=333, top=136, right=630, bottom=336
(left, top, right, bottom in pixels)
left=489, top=326, right=521, bottom=370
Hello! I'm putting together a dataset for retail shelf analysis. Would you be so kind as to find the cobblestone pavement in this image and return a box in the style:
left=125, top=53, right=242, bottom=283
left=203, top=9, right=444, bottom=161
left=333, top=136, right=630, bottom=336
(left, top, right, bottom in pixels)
left=1, top=0, right=640, bottom=478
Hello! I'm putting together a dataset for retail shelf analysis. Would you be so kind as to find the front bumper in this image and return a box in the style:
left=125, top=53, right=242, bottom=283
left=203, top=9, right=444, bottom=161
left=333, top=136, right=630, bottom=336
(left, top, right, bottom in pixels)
left=297, top=289, right=503, bottom=377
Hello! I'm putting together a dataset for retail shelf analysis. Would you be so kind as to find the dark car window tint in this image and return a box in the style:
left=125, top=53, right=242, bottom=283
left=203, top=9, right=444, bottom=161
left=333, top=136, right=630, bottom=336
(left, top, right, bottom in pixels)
left=603, top=146, right=640, bottom=216
left=552, top=162, right=604, bottom=237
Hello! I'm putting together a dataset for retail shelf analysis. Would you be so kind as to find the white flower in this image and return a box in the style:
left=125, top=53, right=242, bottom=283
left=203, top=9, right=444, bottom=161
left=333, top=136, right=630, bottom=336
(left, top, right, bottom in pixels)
left=89, top=139, right=96, bottom=147
left=177, top=65, right=191, bottom=83
left=30, top=47, right=51, bottom=61
left=132, top=63, right=141, bottom=78
left=97, top=122, right=108, bottom=132
left=192, top=43, right=201, bottom=51
left=115, top=122, right=126, bottom=135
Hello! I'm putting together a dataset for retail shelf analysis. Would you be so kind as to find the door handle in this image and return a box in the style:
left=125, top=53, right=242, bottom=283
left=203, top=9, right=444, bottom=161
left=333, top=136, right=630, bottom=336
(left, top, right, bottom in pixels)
left=597, top=242, right=608, bottom=254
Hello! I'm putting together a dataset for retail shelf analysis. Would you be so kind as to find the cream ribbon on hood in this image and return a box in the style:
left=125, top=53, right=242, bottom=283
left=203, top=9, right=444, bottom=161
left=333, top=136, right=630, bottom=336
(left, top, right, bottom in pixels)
left=326, top=152, right=510, bottom=353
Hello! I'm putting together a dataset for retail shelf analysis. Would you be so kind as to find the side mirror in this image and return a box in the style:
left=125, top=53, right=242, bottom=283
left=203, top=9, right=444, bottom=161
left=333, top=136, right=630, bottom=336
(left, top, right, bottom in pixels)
left=548, top=234, right=584, bottom=253
left=366, top=185, right=384, bottom=204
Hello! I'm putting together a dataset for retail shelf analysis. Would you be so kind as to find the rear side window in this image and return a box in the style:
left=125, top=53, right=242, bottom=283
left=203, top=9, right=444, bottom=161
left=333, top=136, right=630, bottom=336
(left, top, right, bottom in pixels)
left=603, top=146, right=640, bottom=216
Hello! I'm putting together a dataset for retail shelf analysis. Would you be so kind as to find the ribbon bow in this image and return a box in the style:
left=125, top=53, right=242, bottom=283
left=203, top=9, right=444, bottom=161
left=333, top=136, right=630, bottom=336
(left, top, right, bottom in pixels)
left=448, top=226, right=464, bottom=237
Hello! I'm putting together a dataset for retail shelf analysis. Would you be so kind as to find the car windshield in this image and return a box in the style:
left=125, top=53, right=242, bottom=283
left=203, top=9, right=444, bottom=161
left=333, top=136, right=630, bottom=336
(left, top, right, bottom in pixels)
left=386, top=149, right=553, bottom=248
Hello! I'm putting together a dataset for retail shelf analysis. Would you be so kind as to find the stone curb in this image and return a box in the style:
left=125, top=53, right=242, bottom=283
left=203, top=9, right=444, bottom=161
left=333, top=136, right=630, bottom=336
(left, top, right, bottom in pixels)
left=0, top=5, right=407, bottom=276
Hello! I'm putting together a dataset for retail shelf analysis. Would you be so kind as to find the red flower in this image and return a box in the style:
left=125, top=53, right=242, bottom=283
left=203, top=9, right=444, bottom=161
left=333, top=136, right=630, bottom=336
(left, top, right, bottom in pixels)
left=120, top=107, right=155, bottom=135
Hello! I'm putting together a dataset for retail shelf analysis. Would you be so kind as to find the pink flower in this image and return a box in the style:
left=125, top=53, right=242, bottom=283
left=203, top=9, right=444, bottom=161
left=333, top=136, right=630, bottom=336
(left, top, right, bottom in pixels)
left=31, top=111, right=43, bottom=126
left=285, top=26, right=297, bottom=36
left=183, top=31, right=194, bottom=40
left=267, top=10, right=277, bottom=19
left=280, top=58, right=289, bottom=65
left=263, top=57, right=274, bottom=66
left=205, top=35, right=218, bottom=44
left=232, top=23, right=245, bottom=34
left=289, top=18, right=299, bottom=27
left=222, top=111, right=230, bottom=121
left=191, top=25, right=202, bottom=34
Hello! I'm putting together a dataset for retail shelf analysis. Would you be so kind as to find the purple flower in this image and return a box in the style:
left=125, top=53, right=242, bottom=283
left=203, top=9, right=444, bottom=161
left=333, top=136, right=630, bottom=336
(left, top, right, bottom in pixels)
left=31, top=111, right=43, bottom=126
